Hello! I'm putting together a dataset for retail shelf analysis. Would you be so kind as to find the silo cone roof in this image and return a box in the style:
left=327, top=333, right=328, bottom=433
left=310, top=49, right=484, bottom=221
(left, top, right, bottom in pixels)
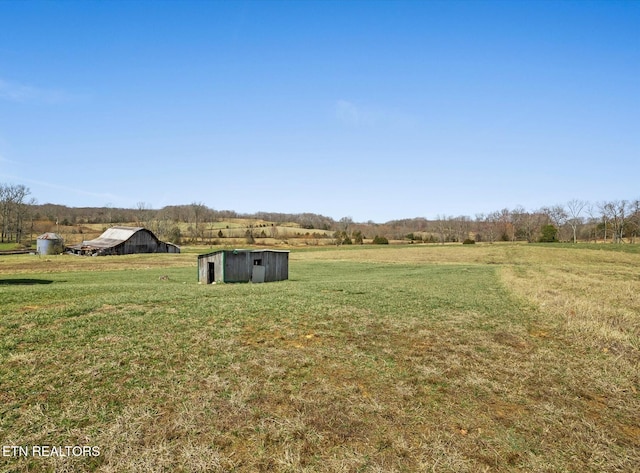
left=37, top=233, right=63, bottom=240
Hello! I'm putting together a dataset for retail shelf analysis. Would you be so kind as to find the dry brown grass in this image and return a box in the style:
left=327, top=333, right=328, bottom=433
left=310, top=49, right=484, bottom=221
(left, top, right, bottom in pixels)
left=498, top=246, right=640, bottom=466
left=0, top=252, right=195, bottom=274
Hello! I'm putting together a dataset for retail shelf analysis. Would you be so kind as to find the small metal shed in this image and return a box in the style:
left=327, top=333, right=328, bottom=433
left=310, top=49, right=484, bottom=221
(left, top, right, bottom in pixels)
left=36, top=233, right=64, bottom=255
left=198, top=249, right=289, bottom=284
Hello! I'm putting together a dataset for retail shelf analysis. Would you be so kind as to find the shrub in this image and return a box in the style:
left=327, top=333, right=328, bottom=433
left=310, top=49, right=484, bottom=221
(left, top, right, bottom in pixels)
left=372, top=235, right=389, bottom=244
left=462, top=238, right=476, bottom=245
left=539, top=225, right=559, bottom=243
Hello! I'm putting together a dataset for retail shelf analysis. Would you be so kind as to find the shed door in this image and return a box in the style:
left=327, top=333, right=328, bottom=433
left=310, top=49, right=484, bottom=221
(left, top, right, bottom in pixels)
left=251, top=265, right=265, bottom=283
left=208, top=262, right=215, bottom=284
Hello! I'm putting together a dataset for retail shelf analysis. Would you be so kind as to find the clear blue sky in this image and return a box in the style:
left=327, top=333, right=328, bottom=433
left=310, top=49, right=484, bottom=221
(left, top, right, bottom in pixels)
left=1, top=0, right=638, bottom=222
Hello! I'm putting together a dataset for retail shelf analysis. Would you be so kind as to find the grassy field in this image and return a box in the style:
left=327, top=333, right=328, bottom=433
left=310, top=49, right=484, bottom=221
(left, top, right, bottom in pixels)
left=0, top=244, right=638, bottom=472
left=0, top=243, right=25, bottom=252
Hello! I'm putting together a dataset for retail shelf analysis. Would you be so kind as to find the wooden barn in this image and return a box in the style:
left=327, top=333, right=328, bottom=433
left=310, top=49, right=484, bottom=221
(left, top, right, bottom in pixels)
left=67, top=226, right=180, bottom=256
left=198, top=249, right=289, bottom=284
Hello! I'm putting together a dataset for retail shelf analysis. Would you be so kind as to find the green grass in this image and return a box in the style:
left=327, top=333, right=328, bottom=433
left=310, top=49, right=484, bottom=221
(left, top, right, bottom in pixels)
left=0, top=242, right=24, bottom=251
left=0, top=245, right=639, bottom=472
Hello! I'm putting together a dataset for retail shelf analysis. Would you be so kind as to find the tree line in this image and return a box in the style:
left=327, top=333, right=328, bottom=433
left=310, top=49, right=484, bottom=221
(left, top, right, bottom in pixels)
left=0, top=183, right=35, bottom=243
left=378, top=200, right=639, bottom=244
left=3, top=182, right=640, bottom=245
left=307, top=200, right=640, bottom=245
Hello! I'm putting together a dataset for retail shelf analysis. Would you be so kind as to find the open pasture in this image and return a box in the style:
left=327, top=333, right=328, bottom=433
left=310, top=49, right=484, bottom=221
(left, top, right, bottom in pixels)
left=0, top=244, right=638, bottom=472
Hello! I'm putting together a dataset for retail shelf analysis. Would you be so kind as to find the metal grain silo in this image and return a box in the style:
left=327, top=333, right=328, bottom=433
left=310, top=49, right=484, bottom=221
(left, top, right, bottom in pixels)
left=36, top=233, right=64, bottom=255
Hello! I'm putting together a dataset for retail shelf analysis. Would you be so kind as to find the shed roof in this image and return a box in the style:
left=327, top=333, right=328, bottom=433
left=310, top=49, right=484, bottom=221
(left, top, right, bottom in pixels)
left=197, top=249, right=290, bottom=259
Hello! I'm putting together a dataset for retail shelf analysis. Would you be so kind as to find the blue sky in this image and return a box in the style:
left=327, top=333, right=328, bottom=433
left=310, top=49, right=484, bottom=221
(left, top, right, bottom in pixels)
left=0, top=0, right=638, bottom=222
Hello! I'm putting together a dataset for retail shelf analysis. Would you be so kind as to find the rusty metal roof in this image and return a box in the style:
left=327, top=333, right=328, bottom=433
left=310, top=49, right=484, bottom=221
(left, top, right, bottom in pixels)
left=37, top=233, right=63, bottom=240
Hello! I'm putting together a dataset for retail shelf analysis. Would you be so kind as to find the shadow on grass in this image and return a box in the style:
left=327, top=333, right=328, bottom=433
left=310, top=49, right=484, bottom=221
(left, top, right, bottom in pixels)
left=0, top=278, right=55, bottom=285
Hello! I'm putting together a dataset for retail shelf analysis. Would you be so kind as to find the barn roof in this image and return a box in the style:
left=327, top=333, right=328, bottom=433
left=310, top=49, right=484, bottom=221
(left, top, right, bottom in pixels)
left=69, top=226, right=153, bottom=250
left=99, top=226, right=144, bottom=241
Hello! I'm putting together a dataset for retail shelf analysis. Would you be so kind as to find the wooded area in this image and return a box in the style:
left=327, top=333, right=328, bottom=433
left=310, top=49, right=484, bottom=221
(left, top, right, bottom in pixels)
left=2, top=182, right=640, bottom=246
left=0, top=183, right=35, bottom=244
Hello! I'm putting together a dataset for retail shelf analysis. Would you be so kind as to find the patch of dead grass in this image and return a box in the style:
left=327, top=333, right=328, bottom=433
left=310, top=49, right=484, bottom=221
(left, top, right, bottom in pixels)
left=499, top=249, right=640, bottom=460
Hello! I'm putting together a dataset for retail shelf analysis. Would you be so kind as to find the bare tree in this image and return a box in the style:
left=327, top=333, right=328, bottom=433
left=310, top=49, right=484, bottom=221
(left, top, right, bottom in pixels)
left=473, top=213, right=485, bottom=242
left=104, top=202, right=113, bottom=224
left=510, top=206, right=528, bottom=242
left=488, top=211, right=501, bottom=243
left=585, top=203, right=601, bottom=242
left=513, top=208, right=546, bottom=243
left=541, top=205, right=568, bottom=241
left=0, top=183, right=34, bottom=243
left=566, top=199, right=587, bottom=244
left=339, top=216, right=353, bottom=232
left=148, top=209, right=174, bottom=242
left=189, top=202, right=208, bottom=243
left=434, top=215, right=447, bottom=244
left=496, top=208, right=513, bottom=241
left=136, top=201, right=152, bottom=227
left=453, top=215, right=471, bottom=242
left=596, top=201, right=610, bottom=242
left=603, top=200, right=628, bottom=243
left=628, top=199, right=640, bottom=243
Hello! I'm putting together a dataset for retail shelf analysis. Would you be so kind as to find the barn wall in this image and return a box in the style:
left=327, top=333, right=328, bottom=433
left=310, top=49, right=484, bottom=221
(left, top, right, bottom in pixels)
left=97, top=245, right=119, bottom=256
left=122, top=230, right=161, bottom=254
left=165, top=243, right=181, bottom=253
